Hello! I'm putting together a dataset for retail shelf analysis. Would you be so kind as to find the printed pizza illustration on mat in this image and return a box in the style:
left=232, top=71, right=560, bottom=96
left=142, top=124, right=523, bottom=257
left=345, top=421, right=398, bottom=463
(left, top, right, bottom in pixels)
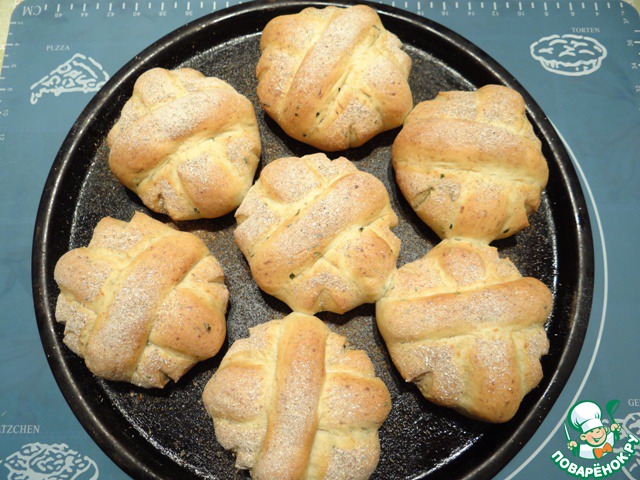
left=30, top=53, right=110, bottom=104
left=530, top=34, right=607, bottom=76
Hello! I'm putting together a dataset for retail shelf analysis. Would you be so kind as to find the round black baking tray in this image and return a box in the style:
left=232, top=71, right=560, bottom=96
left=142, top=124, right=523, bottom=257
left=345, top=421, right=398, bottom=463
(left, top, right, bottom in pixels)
left=32, top=1, right=594, bottom=479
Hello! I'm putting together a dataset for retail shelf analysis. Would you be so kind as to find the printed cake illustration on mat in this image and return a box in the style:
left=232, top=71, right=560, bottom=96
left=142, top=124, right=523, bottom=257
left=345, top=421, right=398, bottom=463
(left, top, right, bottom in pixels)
left=530, top=34, right=607, bottom=76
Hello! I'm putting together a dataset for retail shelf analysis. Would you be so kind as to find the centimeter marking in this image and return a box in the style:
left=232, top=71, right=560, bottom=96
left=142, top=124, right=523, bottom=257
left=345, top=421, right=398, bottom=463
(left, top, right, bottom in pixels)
left=1, top=0, right=638, bottom=140
left=12, top=0, right=635, bottom=17
left=3, top=1, right=637, bottom=88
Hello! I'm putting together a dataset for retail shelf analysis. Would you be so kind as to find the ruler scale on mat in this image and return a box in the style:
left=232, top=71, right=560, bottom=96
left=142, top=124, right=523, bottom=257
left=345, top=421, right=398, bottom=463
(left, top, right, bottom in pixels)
left=6, top=0, right=638, bottom=15
left=1, top=1, right=639, bottom=480
left=2, top=0, right=639, bottom=141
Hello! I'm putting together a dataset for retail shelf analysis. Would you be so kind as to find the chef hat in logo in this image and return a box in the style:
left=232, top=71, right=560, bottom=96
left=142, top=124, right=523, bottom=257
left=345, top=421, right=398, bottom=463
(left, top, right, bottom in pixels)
left=569, top=401, right=604, bottom=434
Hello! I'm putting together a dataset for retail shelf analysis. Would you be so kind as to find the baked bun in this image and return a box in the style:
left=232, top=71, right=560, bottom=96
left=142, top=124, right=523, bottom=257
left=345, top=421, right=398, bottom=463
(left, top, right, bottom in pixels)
left=107, top=67, right=261, bottom=221
left=376, top=239, right=552, bottom=423
left=234, top=153, right=400, bottom=314
left=392, top=85, right=548, bottom=242
left=202, top=312, right=391, bottom=480
left=54, top=212, right=228, bottom=388
left=256, top=4, right=412, bottom=151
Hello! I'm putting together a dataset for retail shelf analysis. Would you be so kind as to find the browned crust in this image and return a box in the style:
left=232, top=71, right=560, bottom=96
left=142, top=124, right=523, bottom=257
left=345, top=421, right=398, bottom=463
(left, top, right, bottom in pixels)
left=234, top=153, right=400, bottom=314
left=252, top=315, right=328, bottom=480
left=257, top=5, right=412, bottom=151
left=107, top=67, right=261, bottom=220
left=202, top=313, right=391, bottom=479
left=376, top=239, right=551, bottom=423
left=54, top=212, right=229, bottom=388
left=392, top=84, right=549, bottom=242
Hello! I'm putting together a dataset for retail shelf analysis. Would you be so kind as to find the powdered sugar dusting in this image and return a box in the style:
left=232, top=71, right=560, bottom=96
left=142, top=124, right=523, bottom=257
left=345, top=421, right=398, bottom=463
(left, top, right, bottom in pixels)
left=108, top=68, right=260, bottom=221
left=54, top=212, right=228, bottom=388
left=235, top=153, right=399, bottom=314
left=202, top=313, right=389, bottom=479
left=377, top=239, right=552, bottom=422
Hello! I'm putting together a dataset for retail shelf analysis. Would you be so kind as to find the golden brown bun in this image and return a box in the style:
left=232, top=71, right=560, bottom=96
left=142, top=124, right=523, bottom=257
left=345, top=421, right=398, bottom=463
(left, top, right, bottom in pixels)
left=107, top=67, right=261, bottom=221
left=54, top=212, right=229, bottom=388
left=257, top=5, right=412, bottom=151
left=234, top=153, right=400, bottom=314
left=376, top=239, right=552, bottom=423
left=202, top=312, right=391, bottom=480
left=392, top=85, right=548, bottom=242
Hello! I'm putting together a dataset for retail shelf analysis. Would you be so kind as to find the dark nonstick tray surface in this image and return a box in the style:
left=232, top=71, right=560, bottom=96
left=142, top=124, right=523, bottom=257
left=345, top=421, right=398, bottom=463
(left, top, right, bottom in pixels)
left=32, top=1, right=594, bottom=479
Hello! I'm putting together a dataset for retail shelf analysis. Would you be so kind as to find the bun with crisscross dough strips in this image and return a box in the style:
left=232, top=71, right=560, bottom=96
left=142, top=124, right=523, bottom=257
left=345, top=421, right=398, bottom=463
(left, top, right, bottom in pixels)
left=234, top=153, right=401, bottom=315
left=202, top=312, right=391, bottom=480
left=376, top=239, right=552, bottom=423
left=53, top=212, right=229, bottom=388
left=256, top=4, right=412, bottom=151
left=392, top=85, right=548, bottom=243
left=107, top=67, right=261, bottom=221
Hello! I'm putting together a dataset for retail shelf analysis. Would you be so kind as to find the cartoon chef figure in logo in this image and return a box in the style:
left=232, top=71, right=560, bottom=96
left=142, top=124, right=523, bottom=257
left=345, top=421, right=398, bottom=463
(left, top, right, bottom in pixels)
left=567, top=401, right=622, bottom=459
